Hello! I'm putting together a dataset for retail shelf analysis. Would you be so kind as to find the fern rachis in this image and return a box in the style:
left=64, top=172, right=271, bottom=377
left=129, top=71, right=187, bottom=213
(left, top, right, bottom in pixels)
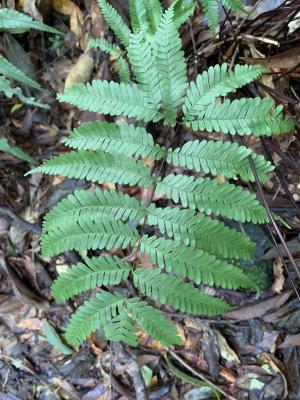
left=30, top=0, right=294, bottom=348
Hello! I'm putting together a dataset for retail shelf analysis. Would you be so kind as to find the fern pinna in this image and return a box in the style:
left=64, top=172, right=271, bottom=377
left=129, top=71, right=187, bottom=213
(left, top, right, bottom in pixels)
left=29, top=0, right=294, bottom=348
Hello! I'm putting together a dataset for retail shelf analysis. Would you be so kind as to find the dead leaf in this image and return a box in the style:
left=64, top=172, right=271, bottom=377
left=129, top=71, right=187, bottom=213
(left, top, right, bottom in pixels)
left=262, top=239, right=300, bottom=260
left=240, top=48, right=300, bottom=72
left=18, top=318, right=43, bottom=331
left=225, top=291, right=292, bottom=320
left=65, top=51, right=94, bottom=89
left=23, top=0, right=43, bottom=21
left=272, top=259, right=285, bottom=293
left=278, top=333, right=300, bottom=349
left=52, top=0, right=84, bottom=37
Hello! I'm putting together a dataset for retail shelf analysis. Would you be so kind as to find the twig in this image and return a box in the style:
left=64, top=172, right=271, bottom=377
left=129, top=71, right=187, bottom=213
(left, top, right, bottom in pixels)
left=168, top=350, right=238, bottom=400
left=113, top=342, right=148, bottom=400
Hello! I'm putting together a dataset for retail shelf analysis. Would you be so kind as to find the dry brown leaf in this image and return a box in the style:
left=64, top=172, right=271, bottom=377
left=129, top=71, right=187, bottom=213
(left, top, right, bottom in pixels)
left=272, top=258, right=285, bottom=293
left=52, top=0, right=76, bottom=15
left=240, top=48, right=300, bottom=72
left=65, top=51, right=94, bottom=89
left=18, top=318, right=43, bottom=331
left=225, top=291, right=292, bottom=320
left=23, top=0, right=43, bottom=20
left=262, top=239, right=300, bottom=260
left=278, top=333, right=300, bottom=349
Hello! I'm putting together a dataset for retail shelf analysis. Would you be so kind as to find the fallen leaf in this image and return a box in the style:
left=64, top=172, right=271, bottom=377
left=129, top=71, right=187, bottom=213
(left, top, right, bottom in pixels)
left=225, top=291, right=292, bottom=320
left=18, top=318, right=43, bottom=331
left=65, top=51, right=94, bottom=89
left=278, top=333, right=300, bottom=349
left=262, top=239, right=300, bottom=260
left=272, top=258, right=285, bottom=293
left=52, top=0, right=84, bottom=37
left=240, top=48, right=300, bottom=72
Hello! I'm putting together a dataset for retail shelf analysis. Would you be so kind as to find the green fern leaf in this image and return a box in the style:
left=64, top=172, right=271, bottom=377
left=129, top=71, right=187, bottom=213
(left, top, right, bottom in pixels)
left=97, top=0, right=131, bottom=47
left=133, top=269, right=230, bottom=315
left=0, top=137, right=35, bottom=164
left=51, top=256, right=131, bottom=303
left=127, top=297, right=183, bottom=346
left=140, top=235, right=255, bottom=289
left=128, top=33, right=162, bottom=110
left=0, top=8, right=60, bottom=34
left=88, top=38, right=122, bottom=58
left=65, top=291, right=125, bottom=345
left=155, top=7, right=188, bottom=125
left=0, top=55, right=41, bottom=90
left=57, top=80, right=159, bottom=122
left=167, top=139, right=274, bottom=183
left=0, top=76, right=48, bottom=108
left=29, top=150, right=154, bottom=188
left=185, top=97, right=294, bottom=135
left=156, top=174, right=268, bottom=223
left=43, top=188, right=146, bottom=232
left=117, top=57, right=131, bottom=83
left=104, top=312, right=139, bottom=347
left=129, top=0, right=149, bottom=34
left=64, top=121, right=165, bottom=160
left=200, top=0, right=219, bottom=31
left=221, top=0, right=244, bottom=12
left=173, top=0, right=196, bottom=28
left=146, top=205, right=256, bottom=259
left=41, top=218, right=139, bottom=256
left=183, top=63, right=265, bottom=120
left=143, top=0, right=163, bottom=33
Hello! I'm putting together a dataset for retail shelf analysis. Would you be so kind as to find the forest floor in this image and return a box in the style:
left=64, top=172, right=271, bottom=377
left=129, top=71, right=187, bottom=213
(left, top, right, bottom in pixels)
left=1, top=0, right=300, bottom=399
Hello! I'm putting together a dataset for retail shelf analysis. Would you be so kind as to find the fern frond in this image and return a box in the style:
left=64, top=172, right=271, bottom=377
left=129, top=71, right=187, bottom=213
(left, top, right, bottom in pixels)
left=57, top=80, right=159, bottom=122
left=129, top=0, right=149, bottom=34
left=0, top=8, right=60, bottom=34
left=51, top=256, right=131, bottom=303
left=128, top=33, right=162, bottom=110
left=0, top=137, right=35, bottom=164
left=0, top=55, right=41, bottom=90
left=156, top=174, right=268, bottom=223
left=97, top=0, right=131, bottom=47
left=143, top=0, right=163, bottom=33
left=140, top=235, right=255, bottom=289
left=65, top=291, right=125, bottom=345
left=200, top=0, right=219, bottom=31
left=184, top=98, right=294, bottom=136
left=173, top=0, right=196, bottom=28
left=167, top=139, right=274, bottom=183
left=127, top=297, right=182, bottom=346
left=0, top=76, right=48, bottom=108
left=117, top=57, right=131, bottom=83
left=43, top=188, right=146, bottom=232
left=133, top=269, right=230, bottom=315
left=88, top=38, right=122, bottom=58
left=104, top=313, right=139, bottom=346
left=146, top=205, right=256, bottom=259
left=41, top=218, right=139, bottom=256
left=64, top=121, right=165, bottom=160
left=221, top=0, right=244, bottom=12
left=155, top=7, right=188, bottom=125
left=29, top=150, right=154, bottom=188
left=183, top=64, right=265, bottom=119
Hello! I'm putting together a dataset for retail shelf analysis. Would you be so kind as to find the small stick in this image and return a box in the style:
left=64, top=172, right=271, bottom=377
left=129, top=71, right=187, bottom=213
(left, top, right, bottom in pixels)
left=168, top=350, right=238, bottom=400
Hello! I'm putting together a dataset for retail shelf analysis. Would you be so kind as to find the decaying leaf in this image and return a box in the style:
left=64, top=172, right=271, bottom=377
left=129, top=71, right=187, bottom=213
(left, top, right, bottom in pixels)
left=272, top=259, right=285, bottom=293
left=65, top=51, right=94, bottom=89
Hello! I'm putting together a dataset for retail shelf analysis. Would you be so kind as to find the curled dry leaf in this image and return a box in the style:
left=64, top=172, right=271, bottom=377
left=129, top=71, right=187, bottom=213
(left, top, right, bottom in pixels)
left=272, top=258, right=285, bottom=294
left=65, top=51, right=95, bottom=89
left=52, top=0, right=84, bottom=37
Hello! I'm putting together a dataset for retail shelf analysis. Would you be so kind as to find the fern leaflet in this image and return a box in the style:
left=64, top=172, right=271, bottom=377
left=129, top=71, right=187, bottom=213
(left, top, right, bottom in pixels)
left=88, top=38, right=122, bottom=58
left=64, top=121, right=165, bottom=159
left=156, top=174, right=269, bottom=223
left=29, top=150, right=154, bottom=188
left=43, top=188, right=145, bottom=232
left=155, top=7, right=188, bottom=125
left=183, top=63, right=265, bottom=120
left=57, top=80, right=159, bottom=122
left=129, top=0, right=149, bottom=34
left=133, top=269, right=230, bottom=315
left=128, top=33, right=162, bottom=110
left=143, top=0, right=163, bottom=33
left=97, top=0, right=131, bottom=47
left=0, top=138, right=35, bottom=164
left=140, top=235, right=255, bottom=289
left=167, top=140, right=273, bottom=183
left=51, top=256, right=131, bottom=303
left=104, top=313, right=139, bottom=347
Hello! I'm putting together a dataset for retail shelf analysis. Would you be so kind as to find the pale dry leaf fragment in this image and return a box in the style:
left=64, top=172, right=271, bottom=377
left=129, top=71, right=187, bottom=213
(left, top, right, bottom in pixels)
left=271, top=258, right=285, bottom=293
left=52, top=0, right=84, bottom=37
left=65, top=51, right=94, bottom=89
